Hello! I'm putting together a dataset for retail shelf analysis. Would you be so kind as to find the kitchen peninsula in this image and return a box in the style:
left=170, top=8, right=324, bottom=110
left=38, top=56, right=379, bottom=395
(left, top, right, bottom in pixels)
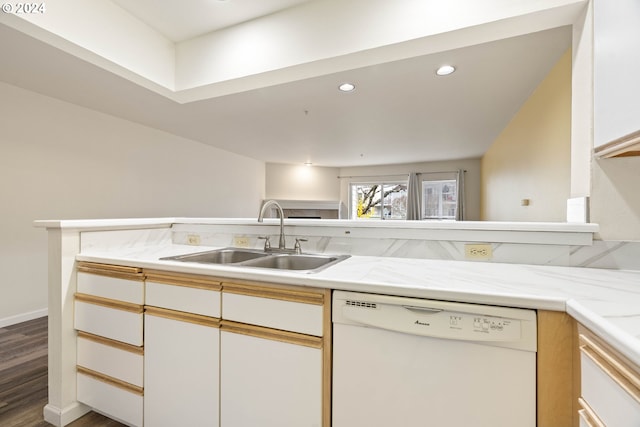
left=36, top=218, right=640, bottom=427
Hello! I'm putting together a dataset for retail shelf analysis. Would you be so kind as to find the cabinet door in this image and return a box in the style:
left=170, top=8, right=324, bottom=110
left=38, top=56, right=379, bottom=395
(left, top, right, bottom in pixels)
left=144, top=308, right=220, bottom=427
left=594, top=0, right=640, bottom=148
left=579, top=326, right=640, bottom=427
left=220, top=325, right=323, bottom=427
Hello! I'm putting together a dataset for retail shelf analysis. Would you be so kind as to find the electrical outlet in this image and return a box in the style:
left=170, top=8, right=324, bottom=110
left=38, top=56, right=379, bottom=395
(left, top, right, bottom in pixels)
left=233, top=236, right=250, bottom=248
left=187, top=234, right=201, bottom=246
left=464, top=243, right=493, bottom=260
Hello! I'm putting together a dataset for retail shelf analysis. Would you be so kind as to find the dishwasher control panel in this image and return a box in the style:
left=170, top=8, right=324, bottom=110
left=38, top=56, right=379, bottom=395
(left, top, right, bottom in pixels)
left=407, top=307, right=522, bottom=342
left=334, top=291, right=537, bottom=351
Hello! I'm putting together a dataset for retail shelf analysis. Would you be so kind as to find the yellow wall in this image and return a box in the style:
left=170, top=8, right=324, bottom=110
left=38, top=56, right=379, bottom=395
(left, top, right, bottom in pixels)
left=481, top=49, right=571, bottom=221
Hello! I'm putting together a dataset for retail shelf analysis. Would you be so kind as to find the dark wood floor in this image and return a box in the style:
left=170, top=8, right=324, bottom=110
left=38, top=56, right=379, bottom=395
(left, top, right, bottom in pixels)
left=0, top=317, right=124, bottom=427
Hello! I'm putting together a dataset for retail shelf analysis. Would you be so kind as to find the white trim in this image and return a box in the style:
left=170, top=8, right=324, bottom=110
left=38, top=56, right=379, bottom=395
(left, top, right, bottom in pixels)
left=0, top=308, right=47, bottom=328
left=43, top=402, right=91, bottom=427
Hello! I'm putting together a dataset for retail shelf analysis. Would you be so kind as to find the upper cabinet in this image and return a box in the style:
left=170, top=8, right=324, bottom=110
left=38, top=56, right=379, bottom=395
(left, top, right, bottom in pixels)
left=593, top=0, right=640, bottom=158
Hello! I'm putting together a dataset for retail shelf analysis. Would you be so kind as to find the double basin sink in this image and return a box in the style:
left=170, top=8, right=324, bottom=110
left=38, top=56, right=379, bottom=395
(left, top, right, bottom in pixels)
left=161, top=248, right=350, bottom=274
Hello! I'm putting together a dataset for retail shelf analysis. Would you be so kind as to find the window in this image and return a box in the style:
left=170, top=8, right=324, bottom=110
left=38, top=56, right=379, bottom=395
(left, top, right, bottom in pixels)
left=350, top=182, right=408, bottom=220
left=422, top=179, right=457, bottom=219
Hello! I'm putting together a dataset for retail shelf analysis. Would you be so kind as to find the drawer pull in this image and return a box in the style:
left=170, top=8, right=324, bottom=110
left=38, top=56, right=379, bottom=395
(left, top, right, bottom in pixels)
left=221, top=320, right=322, bottom=349
left=145, top=270, right=222, bottom=291
left=77, top=366, right=143, bottom=396
left=578, top=398, right=605, bottom=427
left=77, top=262, right=144, bottom=281
left=223, top=282, right=324, bottom=305
left=77, top=331, right=143, bottom=355
left=145, top=306, right=220, bottom=328
left=75, top=293, right=143, bottom=313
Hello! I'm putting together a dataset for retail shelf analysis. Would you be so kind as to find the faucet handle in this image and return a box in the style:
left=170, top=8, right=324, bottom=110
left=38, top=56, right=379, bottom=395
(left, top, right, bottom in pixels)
left=294, top=238, right=308, bottom=254
left=258, top=236, right=271, bottom=250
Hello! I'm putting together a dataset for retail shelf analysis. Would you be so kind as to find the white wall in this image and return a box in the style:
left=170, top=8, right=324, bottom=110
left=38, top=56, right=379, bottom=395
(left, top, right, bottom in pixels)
left=0, top=82, right=265, bottom=325
left=265, top=163, right=340, bottom=201
left=338, top=159, right=481, bottom=220
left=591, top=158, right=640, bottom=240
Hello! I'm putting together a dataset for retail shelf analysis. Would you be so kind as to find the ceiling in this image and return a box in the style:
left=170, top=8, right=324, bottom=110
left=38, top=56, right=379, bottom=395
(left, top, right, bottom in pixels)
left=112, top=0, right=314, bottom=42
left=0, top=2, right=573, bottom=167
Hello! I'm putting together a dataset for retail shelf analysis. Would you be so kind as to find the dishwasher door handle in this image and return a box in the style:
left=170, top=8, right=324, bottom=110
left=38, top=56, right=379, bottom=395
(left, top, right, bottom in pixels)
left=402, top=305, right=443, bottom=314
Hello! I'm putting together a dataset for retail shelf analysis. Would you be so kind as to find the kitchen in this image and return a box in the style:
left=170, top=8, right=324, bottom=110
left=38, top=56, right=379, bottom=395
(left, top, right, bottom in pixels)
left=1, top=0, right=640, bottom=426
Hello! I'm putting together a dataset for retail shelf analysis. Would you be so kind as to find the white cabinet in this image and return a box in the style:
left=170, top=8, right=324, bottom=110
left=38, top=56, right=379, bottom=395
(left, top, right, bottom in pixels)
left=145, top=269, right=221, bottom=318
left=593, top=0, right=640, bottom=157
left=578, top=325, right=640, bottom=427
left=220, top=325, right=322, bottom=427
left=74, top=295, right=143, bottom=346
left=221, top=281, right=331, bottom=427
left=144, top=309, right=220, bottom=427
left=74, top=264, right=331, bottom=427
left=74, top=262, right=145, bottom=427
left=143, top=270, right=222, bottom=427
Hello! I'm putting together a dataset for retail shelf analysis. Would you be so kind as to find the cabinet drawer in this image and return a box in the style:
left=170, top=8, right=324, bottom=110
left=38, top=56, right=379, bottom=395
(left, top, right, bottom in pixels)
left=222, top=286, right=324, bottom=336
left=77, top=370, right=143, bottom=427
left=77, top=272, right=144, bottom=305
left=145, top=270, right=222, bottom=317
left=77, top=262, right=144, bottom=304
left=146, top=281, right=221, bottom=317
left=74, top=295, right=143, bottom=346
left=580, top=330, right=640, bottom=427
left=77, top=332, right=143, bottom=387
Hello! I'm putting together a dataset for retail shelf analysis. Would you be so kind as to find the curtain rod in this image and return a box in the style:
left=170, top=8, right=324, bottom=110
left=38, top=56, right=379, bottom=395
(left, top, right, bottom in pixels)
left=337, top=170, right=466, bottom=179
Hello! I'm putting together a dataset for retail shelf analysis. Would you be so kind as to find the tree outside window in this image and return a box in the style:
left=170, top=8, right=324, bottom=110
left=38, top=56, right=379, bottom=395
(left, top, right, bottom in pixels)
left=350, top=182, right=407, bottom=220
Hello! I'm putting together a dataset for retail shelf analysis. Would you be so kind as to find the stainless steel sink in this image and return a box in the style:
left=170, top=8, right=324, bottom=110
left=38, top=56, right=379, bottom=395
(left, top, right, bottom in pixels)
left=242, top=254, right=350, bottom=272
left=160, top=248, right=349, bottom=273
left=160, top=248, right=269, bottom=264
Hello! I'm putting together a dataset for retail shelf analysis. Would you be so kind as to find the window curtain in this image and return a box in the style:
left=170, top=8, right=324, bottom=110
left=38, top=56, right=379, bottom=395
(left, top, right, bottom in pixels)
left=456, top=169, right=465, bottom=221
left=406, top=172, right=421, bottom=220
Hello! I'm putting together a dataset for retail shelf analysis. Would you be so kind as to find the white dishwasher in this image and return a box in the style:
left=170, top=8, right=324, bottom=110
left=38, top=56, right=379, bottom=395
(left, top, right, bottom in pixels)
left=332, top=291, right=537, bottom=427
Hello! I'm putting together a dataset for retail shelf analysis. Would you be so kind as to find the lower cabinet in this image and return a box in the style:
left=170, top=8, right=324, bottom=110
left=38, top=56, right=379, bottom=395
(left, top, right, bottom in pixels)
left=143, top=270, right=222, bottom=427
left=221, top=281, right=332, bottom=427
left=144, top=308, right=220, bottom=427
left=578, top=325, right=640, bottom=427
left=74, top=265, right=330, bottom=427
left=220, top=323, right=323, bottom=427
left=74, top=262, right=145, bottom=427
left=76, top=370, right=144, bottom=427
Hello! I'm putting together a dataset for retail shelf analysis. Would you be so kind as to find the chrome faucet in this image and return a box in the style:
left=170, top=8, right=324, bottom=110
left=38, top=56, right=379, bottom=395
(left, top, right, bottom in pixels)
left=257, top=200, right=286, bottom=250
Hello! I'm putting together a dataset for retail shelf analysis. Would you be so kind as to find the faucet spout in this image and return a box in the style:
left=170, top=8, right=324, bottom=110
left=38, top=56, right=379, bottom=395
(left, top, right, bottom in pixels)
left=257, top=200, right=286, bottom=249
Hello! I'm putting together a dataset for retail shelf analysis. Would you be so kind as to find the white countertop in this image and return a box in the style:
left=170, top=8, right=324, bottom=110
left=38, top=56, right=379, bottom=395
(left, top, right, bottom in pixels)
left=35, top=217, right=599, bottom=232
left=76, top=242, right=640, bottom=367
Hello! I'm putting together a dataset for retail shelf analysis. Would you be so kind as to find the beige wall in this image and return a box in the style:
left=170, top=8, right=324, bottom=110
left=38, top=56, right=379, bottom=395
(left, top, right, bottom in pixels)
left=265, top=163, right=341, bottom=201
left=0, top=82, right=265, bottom=324
left=481, top=49, right=571, bottom=221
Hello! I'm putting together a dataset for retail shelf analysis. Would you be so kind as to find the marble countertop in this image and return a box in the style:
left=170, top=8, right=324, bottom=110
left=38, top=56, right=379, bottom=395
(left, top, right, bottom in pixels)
left=77, top=243, right=640, bottom=367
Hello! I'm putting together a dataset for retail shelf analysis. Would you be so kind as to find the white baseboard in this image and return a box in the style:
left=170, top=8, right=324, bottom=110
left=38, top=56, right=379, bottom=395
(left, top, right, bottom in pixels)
left=43, top=402, right=91, bottom=427
left=0, top=308, right=48, bottom=328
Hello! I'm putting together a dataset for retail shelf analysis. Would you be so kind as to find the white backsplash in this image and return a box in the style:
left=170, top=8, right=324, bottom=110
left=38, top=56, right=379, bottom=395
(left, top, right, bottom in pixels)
left=170, top=224, right=640, bottom=271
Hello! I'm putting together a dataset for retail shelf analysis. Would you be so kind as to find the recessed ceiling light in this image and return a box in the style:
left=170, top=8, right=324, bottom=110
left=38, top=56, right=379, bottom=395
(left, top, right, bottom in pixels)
left=436, top=65, right=456, bottom=76
left=338, top=82, right=356, bottom=92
